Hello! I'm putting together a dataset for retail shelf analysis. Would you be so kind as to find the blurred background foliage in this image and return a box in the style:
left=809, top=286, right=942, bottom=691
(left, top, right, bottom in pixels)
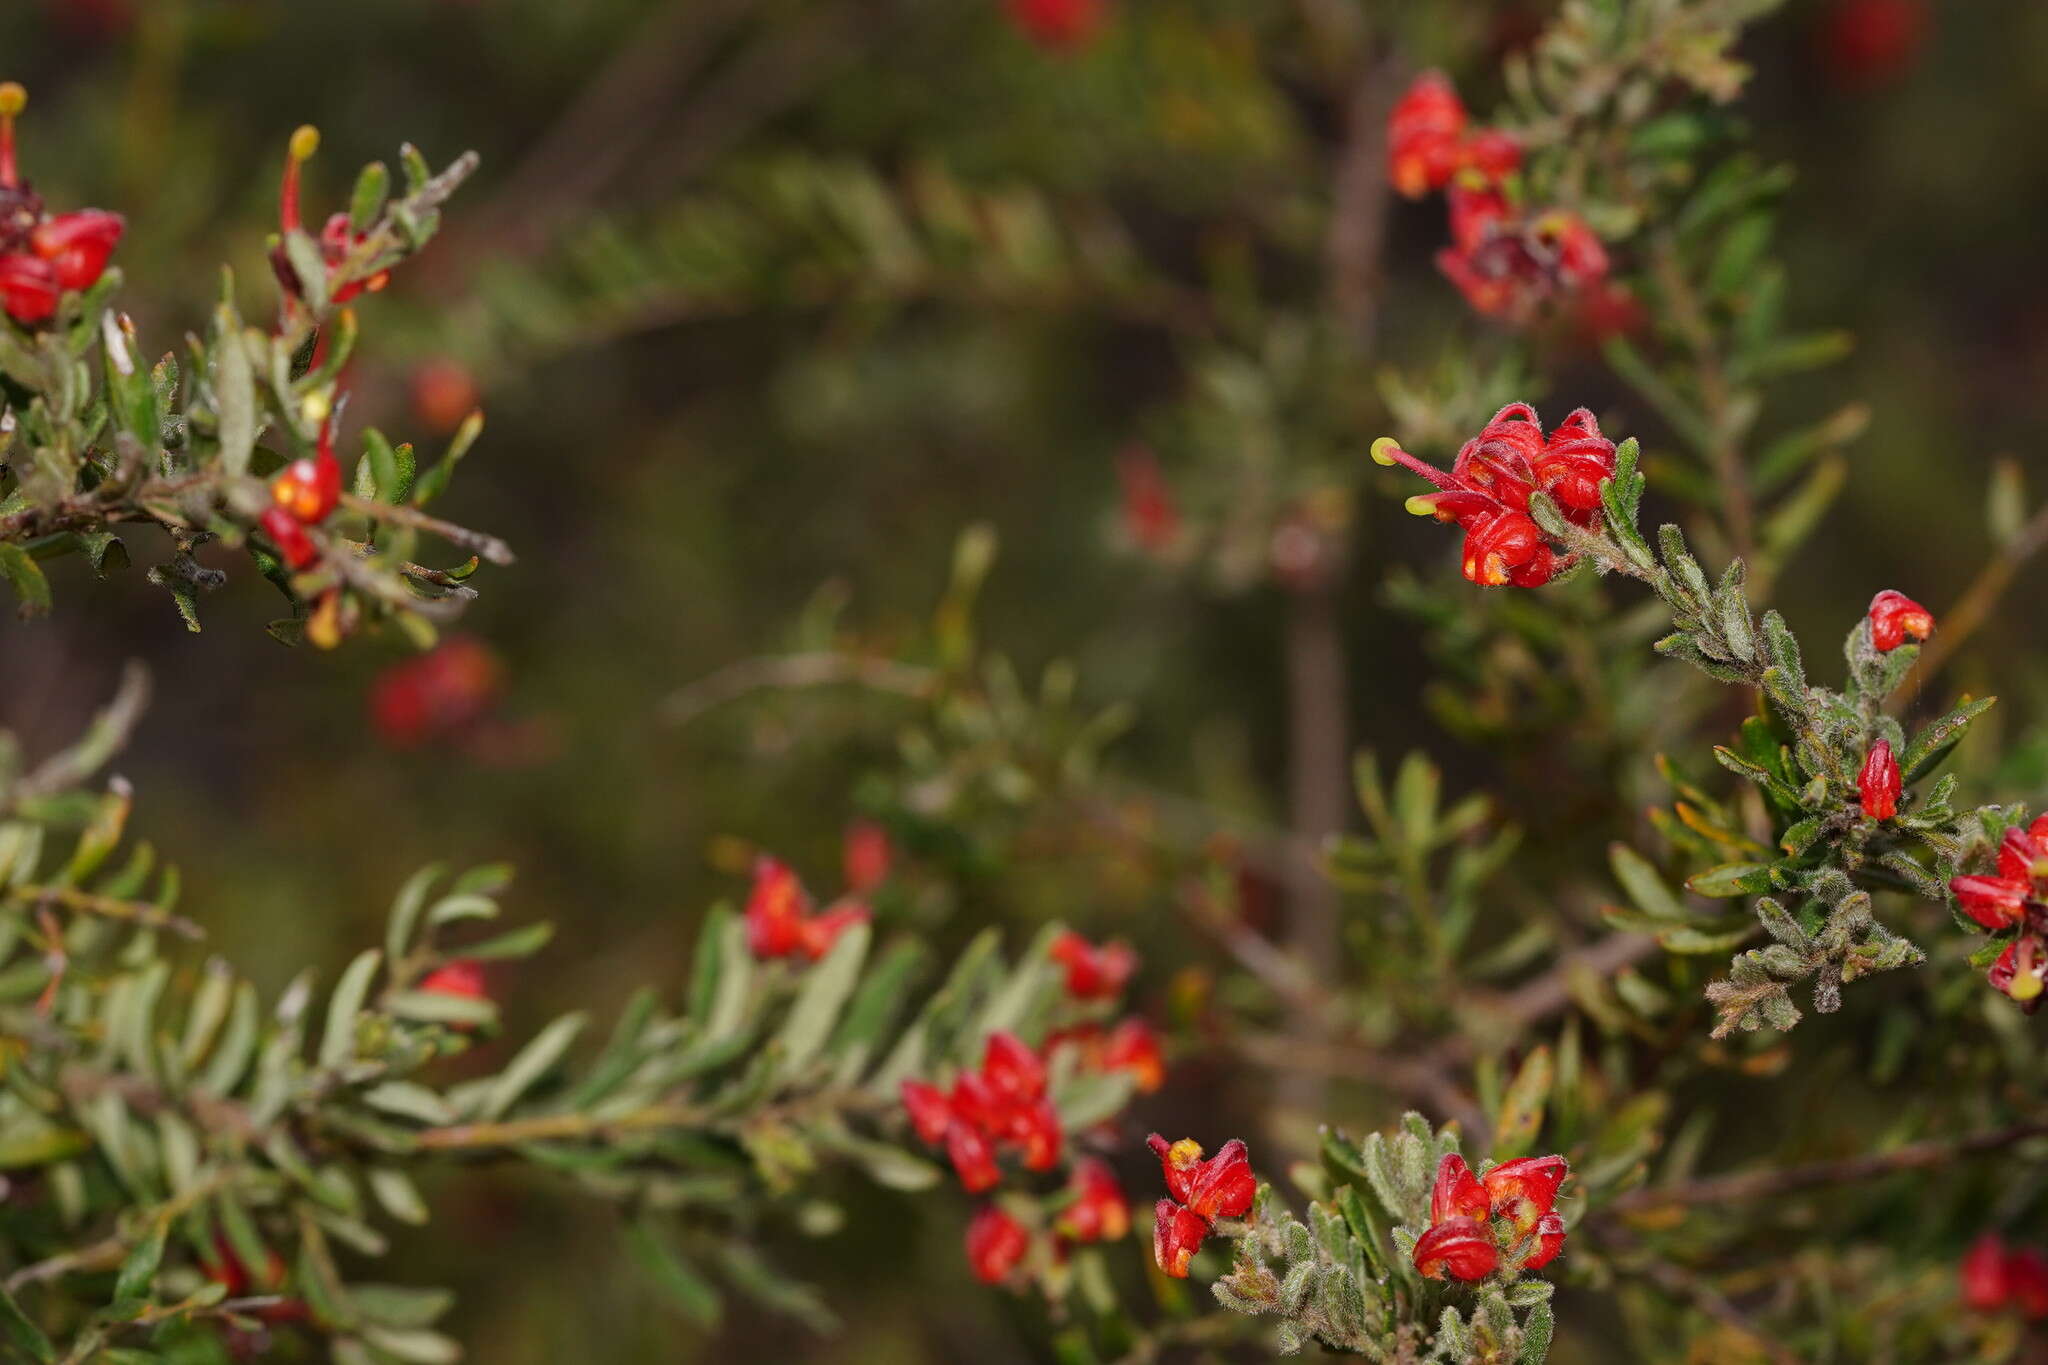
left=3, top=0, right=2047, bottom=1359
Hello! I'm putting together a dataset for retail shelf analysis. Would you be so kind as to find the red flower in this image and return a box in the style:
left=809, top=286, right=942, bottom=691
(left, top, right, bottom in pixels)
left=418, top=959, right=486, bottom=1001
left=1147, top=1134, right=1255, bottom=1223
left=1152, top=1199, right=1211, bottom=1279
left=1460, top=128, right=1522, bottom=184
left=1009, top=1097, right=1064, bottom=1171
left=1966, top=1234, right=2014, bottom=1311
left=1388, top=73, right=1468, bottom=200
left=982, top=1031, right=1047, bottom=1104
left=1951, top=817, right=2048, bottom=932
left=271, top=126, right=391, bottom=307
left=0, top=85, right=123, bottom=326
left=842, top=819, right=892, bottom=893
left=30, top=209, right=122, bottom=291
left=1050, top=931, right=1137, bottom=1001
left=370, top=637, right=506, bottom=749
left=1101, top=1017, right=1165, bottom=1093
left=1116, top=445, right=1181, bottom=555
left=411, top=357, right=479, bottom=437
left=2011, top=1248, right=2048, bottom=1319
left=902, top=1033, right=1070, bottom=1191
left=965, top=1205, right=1031, bottom=1285
left=1414, top=1216, right=1500, bottom=1282
left=270, top=414, right=343, bottom=525
left=1858, top=739, right=1901, bottom=821
left=1867, top=589, right=1934, bottom=652
left=1987, top=935, right=2047, bottom=1011
left=1005, top=0, right=1101, bottom=52
left=1374, top=403, right=1615, bottom=588
left=1819, top=0, right=1928, bottom=88
left=741, top=857, right=870, bottom=963
left=1057, top=1158, right=1130, bottom=1243
left=1412, top=1150, right=1571, bottom=1280
left=1435, top=195, right=1611, bottom=325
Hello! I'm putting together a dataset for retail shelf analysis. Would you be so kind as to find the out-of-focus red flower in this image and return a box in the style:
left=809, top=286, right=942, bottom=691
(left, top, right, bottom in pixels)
left=1147, top=1134, right=1255, bottom=1222
left=1962, top=1234, right=2048, bottom=1318
left=1057, top=1158, right=1130, bottom=1244
left=370, top=637, right=506, bottom=749
left=1858, top=739, right=1901, bottom=821
left=1375, top=403, right=1615, bottom=589
left=1050, top=930, right=1137, bottom=1001
left=411, top=357, right=480, bottom=436
left=1152, top=1198, right=1211, bottom=1279
left=842, top=819, right=892, bottom=893
left=1569, top=279, right=1648, bottom=344
left=1819, top=0, right=1928, bottom=88
left=1413, top=1150, right=1571, bottom=1281
left=1102, top=1017, right=1165, bottom=1093
left=902, top=1032, right=1069, bottom=1191
left=1005, top=0, right=1102, bottom=52
left=1116, top=445, right=1181, bottom=556
left=1388, top=72, right=1469, bottom=200
left=965, top=1205, right=1032, bottom=1284
left=419, top=958, right=487, bottom=1001
left=1436, top=195, right=1611, bottom=326
left=203, top=1236, right=307, bottom=1324
left=741, top=857, right=870, bottom=963
left=1867, top=589, right=1934, bottom=652
left=0, top=84, right=124, bottom=325
left=1414, top=1216, right=1500, bottom=1281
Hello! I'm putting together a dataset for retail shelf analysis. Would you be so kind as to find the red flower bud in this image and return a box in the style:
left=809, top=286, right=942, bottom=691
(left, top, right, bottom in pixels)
left=1429, top=1153, right=1492, bottom=1225
left=1008, top=1096, right=1064, bottom=1172
left=1152, top=1199, right=1210, bottom=1278
left=900, top=1080, right=955, bottom=1147
left=0, top=252, right=57, bottom=323
left=1820, top=0, right=1928, bottom=88
left=1867, top=589, right=1934, bottom=652
left=1413, top=1215, right=1500, bottom=1281
left=30, top=208, right=122, bottom=291
left=965, top=1205, right=1031, bottom=1285
left=1057, top=1158, right=1130, bottom=1244
left=841, top=819, right=892, bottom=893
left=369, top=638, right=505, bottom=749
left=1459, top=128, right=1522, bottom=183
left=2008, top=1247, right=2048, bottom=1319
left=418, top=958, right=486, bottom=1001
left=947, top=1119, right=1002, bottom=1193
left=1049, top=930, right=1137, bottom=1001
left=1858, top=739, right=1901, bottom=821
left=1101, top=1017, right=1165, bottom=1093
left=1147, top=1134, right=1255, bottom=1222
left=1387, top=72, right=1468, bottom=199
left=258, top=504, right=320, bottom=571
left=1964, top=1234, right=2012, bottom=1311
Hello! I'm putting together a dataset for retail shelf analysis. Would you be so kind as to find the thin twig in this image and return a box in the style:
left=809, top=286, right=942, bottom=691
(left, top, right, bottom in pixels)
left=1604, top=1226, right=1802, bottom=1365
left=8, top=884, right=203, bottom=941
left=658, top=651, right=940, bottom=726
left=337, top=493, right=515, bottom=565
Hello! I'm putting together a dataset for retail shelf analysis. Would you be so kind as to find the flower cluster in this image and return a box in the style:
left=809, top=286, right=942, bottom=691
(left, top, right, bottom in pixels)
left=1050, top=929, right=1136, bottom=1000
left=1372, top=403, right=1617, bottom=587
left=1048, top=1015, right=1165, bottom=1093
left=1386, top=73, right=1616, bottom=325
left=1411, top=1153, right=1569, bottom=1283
left=742, top=857, right=871, bottom=963
left=1147, top=1134, right=1256, bottom=1277
left=1963, top=1234, right=2048, bottom=1317
left=0, top=83, right=124, bottom=326
left=961, top=1158, right=1130, bottom=1284
left=1950, top=815, right=2048, bottom=1009
left=903, top=1031, right=1065, bottom=1191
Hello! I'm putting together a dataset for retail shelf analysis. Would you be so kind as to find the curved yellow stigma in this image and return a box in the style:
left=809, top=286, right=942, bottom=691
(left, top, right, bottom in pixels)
left=289, top=124, right=321, bottom=163
left=0, top=83, right=26, bottom=118
left=1369, top=435, right=1402, bottom=467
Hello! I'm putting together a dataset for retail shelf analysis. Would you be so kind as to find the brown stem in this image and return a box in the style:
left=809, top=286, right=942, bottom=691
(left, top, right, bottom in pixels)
left=414, top=1104, right=704, bottom=1151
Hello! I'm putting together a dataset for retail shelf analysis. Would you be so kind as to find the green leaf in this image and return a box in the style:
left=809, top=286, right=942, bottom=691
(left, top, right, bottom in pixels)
left=0, top=545, right=51, bottom=617
left=478, top=1012, right=588, bottom=1119
left=349, top=162, right=391, bottom=235
left=321, top=949, right=382, bottom=1068
left=774, top=923, right=870, bottom=1079
left=1686, top=862, right=1772, bottom=898
left=626, top=1216, right=722, bottom=1328
left=113, top=1221, right=167, bottom=1303
left=1609, top=844, right=1687, bottom=921
left=1491, top=1045, right=1552, bottom=1160
left=0, top=1281, right=55, bottom=1362
left=212, top=307, right=256, bottom=478
left=384, top=864, right=445, bottom=963
left=1899, top=696, right=1996, bottom=780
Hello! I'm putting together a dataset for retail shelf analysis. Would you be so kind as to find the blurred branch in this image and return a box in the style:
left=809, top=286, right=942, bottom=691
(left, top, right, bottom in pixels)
left=1603, top=1227, right=1801, bottom=1365
left=1609, top=1118, right=2048, bottom=1213
left=658, top=651, right=940, bottom=726
left=1894, top=494, right=2048, bottom=710
left=6, top=663, right=150, bottom=812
